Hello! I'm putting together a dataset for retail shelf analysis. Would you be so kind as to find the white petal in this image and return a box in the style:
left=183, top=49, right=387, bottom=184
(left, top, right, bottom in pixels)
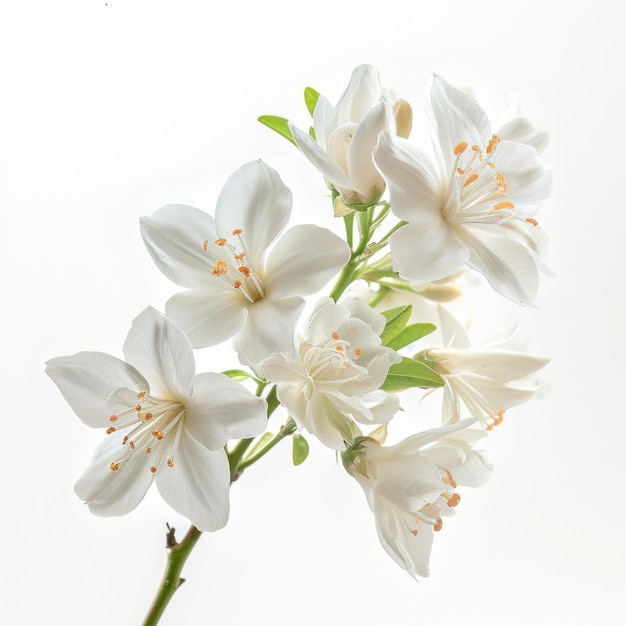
left=122, top=307, right=195, bottom=400
left=289, top=122, right=354, bottom=192
left=264, top=225, right=350, bottom=299
left=46, top=352, right=148, bottom=427
left=373, top=132, right=442, bottom=223
left=462, top=224, right=539, bottom=306
left=215, top=160, right=292, bottom=269
left=74, top=430, right=155, bottom=517
left=165, top=289, right=248, bottom=349
left=389, top=222, right=470, bottom=282
left=275, top=377, right=312, bottom=426
left=347, top=102, right=390, bottom=198
left=334, top=64, right=382, bottom=126
left=156, top=429, right=231, bottom=531
left=184, top=373, right=267, bottom=450
left=312, top=93, right=333, bottom=149
left=233, top=297, right=304, bottom=367
left=140, top=204, right=217, bottom=289
left=346, top=297, right=387, bottom=336
left=498, top=117, right=550, bottom=154
left=262, top=353, right=310, bottom=385
left=428, top=75, right=491, bottom=170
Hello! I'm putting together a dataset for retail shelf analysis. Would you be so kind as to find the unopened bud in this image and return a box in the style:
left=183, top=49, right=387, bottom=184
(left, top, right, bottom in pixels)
left=393, top=99, right=413, bottom=139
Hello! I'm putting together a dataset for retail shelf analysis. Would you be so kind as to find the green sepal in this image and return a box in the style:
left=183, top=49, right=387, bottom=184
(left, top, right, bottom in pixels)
left=245, top=432, right=275, bottom=458
left=380, top=305, right=413, bottom=346
left=304, top=87, right=320, bottom=116
left=386, top=322, right=437, bottom=350
left=258, top=115, right=296, bottom=146
left=381, top=357, right=445, bottom=391
left=292, top=434, right=310, bottom=466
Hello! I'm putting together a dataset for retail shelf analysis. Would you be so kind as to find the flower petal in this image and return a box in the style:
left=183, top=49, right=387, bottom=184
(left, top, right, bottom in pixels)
left=165, top=289, right=248, bottom=349
left=46, top=352, right=148, bottom=427
left=156, top=429, right=231, bottom=531
left=289, top=122, right=355, bottom=192
left=184, top=372, right=267, bottom=450
left=233, top=296, right=304, bottom=367
left=333, top=64, right=382, bottom=127
left=389, top=222, right=470, bottom=282
left=140, top=204, right=217, bottom=289
left=74, top=430, right=155, bottom=517
left=498, top=117, right=550, bottom=154
left=373, top=132, right=442, bottom=223
left=122, top=307, right=195, bottom=400
left=263, top=224, right=350, bottom=299
left=215, top=160, right=292, bottom=269
left=428, top=75, right=492, bottom=170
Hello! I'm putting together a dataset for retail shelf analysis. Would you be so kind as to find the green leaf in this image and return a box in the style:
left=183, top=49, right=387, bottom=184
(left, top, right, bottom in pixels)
left=221, top=369, right=262, bottom=383
left=258, top=115, right=296, bottom=145
left=380, top=305, right=412, bottom=346
left=245, top=432, right=274, bottom=458
left=381, top=357, right=445, bottom=391
left=386, top=322, right=437, bottom=350
left=292, top=434, right=310, bottom=466
left=304, top=87, right=320, bottom=116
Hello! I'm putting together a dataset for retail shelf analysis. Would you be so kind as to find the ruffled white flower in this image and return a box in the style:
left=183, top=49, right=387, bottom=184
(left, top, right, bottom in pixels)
left=288, top=64, right=398, bottom=213
left=374, top=75, right=552, bottom=306
left=422, top=307, right=549, bottom=425
left=140, top=160, right=350, bottom=367
left=343, top=420, right=492, bottom=577
left=45, top=307, right=267, bottom=531
left=262, top=297, right=401, bottom=450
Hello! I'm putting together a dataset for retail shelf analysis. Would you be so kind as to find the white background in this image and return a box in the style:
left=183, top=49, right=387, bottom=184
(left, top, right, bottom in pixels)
left=1, top=1, right=624, bottom=624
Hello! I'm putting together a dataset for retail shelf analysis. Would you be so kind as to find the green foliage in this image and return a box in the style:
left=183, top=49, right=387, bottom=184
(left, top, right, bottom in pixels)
left=381, top=357, right=444, bottom=391
left=258, top=115, right=296, bottom=145
left=292, top=434, right=310, bottom=466
left=380, top=305, right=412, bottom=346
left=304, top=87, right=320, bottom=116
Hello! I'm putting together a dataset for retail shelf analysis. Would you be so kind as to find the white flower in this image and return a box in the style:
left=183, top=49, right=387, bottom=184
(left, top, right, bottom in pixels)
left=422, top=307, right=550, bottom=425
left=343, top=420, right=492, bottom=577
left=288, top=64, right=397, bottom=212
left=140, top=160, right=350, bottom=368
left=262, top=297, right=400, bottom=449
left=374, top=75, right=552, bottom=306
left=45, top=307, right=267, bottom=531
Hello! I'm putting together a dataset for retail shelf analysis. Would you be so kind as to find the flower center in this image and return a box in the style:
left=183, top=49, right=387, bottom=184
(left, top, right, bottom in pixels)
left=441, top=135, right=516, bottom=223
left=106, top=390, right=185, bottom=474
left=202, top=228, right=265, bottom=303
left=411, top=468, right=462, bottom=535
left=299, top=329, right=365, bottom=382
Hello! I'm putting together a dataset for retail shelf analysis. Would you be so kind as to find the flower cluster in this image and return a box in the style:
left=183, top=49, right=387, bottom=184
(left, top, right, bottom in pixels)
left=47, top=63, right=551, bottom=601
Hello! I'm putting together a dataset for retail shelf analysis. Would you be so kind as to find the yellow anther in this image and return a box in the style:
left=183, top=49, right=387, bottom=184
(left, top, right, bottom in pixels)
left=110, top=462, right=120, bottom=471
left=232, top=228, right=243, bottom=236
left=434, top=518, right=443, bottom=532
left=456, top=167, right=465, bottom=175
left=447, top=493, right=461, bottom=508
left=486, top=134, right=501, bottom=154
left=494, top=410, right=505, bottom=426
left=167, top=459, right=174, bottom=468
left=238, top=266, right=251, bottom=277
left=392, top=99, right=413, bottom=139
left=129, top=441, right=136, bottom=450
left=122, top=436, right=129, bottom=445
left=493, top=201, right=515, bottom=211
left=203, top=240, right=208, bottom=252
left=410, top=529, right=418, bottom=537
left=233, top=280, right=242, bottom=289
left=463, top=173, right=479, bottom=188
left=137, top=391, right=146, bottom=399
left=106, top=426, right=116, bottom=435
left=143, top=412, right=153, bottom=421
left=215, top=238, right=227, bottom=246
left=472, top=145, right=483, bottom=160
left=443, top=469, right=457, bottom=489
left=495, top=173, right=508, bottom=192
left=454, top=141, right=468, bottom=155
left=526, top=218, right=538, bottom=226
left=332, top=332, right=340, bottom=340
left=145, top=447, right=152, bottom=454
left=235, top=253, right=247, bottom=261
left=152, top=430, right=164, bottom=440
left=336, top=344, right=343, bottom=351
left=135, top=404, right=142, bottom=411
left=211, top=260, right=229, bottom=277
left=150, top=466, right=157, bottom=474
left=355, top=347, right=362, bottom=357
left=109, top=415, right=118, bottom=422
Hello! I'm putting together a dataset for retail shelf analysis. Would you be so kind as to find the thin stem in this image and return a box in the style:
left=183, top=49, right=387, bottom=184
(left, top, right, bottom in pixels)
left=142, top=525, right=203, bottom=626
left=236, top=418, right=297, bottom=472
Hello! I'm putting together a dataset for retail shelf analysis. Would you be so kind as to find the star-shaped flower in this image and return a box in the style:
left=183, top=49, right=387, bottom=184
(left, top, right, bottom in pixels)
left=46, top=307, right=267, bottom=531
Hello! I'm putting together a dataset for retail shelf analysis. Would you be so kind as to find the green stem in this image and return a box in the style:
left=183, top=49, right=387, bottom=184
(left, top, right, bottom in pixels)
left=236, top=418, right=297, bottom=472
left=142, top=525, right=203, bottom=626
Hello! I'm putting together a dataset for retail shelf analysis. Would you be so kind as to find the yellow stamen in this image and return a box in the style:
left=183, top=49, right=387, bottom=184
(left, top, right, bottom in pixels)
left=332, top=332, right=340, bottom=340
left=434, top=518, right=443, bottom=532
left=106, top=426, right=116, bottom=435
left=211, top=260, right=228, bottom=277
left=526, top=218, right=538, bottom=226
left=110, top=462, right=120, bottom=471
left=486, top=134, right=501, bottom=154
left=454, top=141, right=468, bottom=155
left=109, top=415, right=117, bottom=422
left=150, top=466, right=157, bottom=474
left=463, top=173, right=479, bottom=188
left=493, top=201, right=515, bottom=211
left=167, top=459, right=174, bottom=468
left=472, top=145, right=483, bottom=160
left=354, top=347, right=362, bottom=357
left=447, top=493, right=461, bottom=508
left=202, top=240, right=208, bottom=252
left=232, top=228, right=243, bottom=236
left=215, top=238, right=227, bottom=246
left=145, top=447, right=152, bottom=454
left=238, top=266, right=251, bottom=277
